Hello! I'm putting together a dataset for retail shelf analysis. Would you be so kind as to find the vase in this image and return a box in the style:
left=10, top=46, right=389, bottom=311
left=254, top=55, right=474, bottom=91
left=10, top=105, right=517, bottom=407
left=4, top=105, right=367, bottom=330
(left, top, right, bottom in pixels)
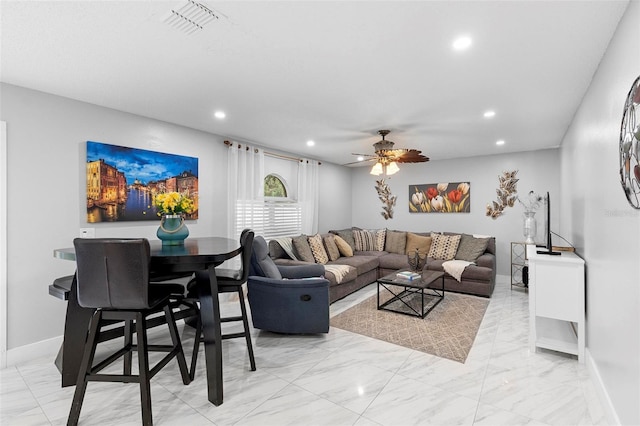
left=157, top=214, right=189, bottom=245
left=523, top=211, right=537, bottom=244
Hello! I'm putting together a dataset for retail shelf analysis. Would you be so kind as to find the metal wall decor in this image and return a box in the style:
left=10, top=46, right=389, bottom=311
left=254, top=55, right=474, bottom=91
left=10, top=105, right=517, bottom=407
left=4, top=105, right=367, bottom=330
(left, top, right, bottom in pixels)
left=486, top=170, right=518, bottom=219
left=620, top=75, right=640, bottom=209
left=375, top=179, right=396, bottom=220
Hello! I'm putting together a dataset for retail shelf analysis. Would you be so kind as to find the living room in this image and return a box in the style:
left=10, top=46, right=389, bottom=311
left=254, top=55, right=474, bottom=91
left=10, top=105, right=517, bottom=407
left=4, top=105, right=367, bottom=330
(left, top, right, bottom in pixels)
left=1, top=1, right=639, bottom=425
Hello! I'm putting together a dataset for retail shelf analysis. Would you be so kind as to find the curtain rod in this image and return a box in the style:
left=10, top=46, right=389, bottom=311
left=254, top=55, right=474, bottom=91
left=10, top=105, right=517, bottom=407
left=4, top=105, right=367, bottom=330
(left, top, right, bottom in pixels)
left=223, top=140, right=321, bottom=165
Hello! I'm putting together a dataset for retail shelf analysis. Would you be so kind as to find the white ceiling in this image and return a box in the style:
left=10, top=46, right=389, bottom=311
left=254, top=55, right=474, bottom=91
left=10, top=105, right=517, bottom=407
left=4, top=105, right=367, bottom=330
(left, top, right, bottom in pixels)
left=0, top=0, right=629, bottom=166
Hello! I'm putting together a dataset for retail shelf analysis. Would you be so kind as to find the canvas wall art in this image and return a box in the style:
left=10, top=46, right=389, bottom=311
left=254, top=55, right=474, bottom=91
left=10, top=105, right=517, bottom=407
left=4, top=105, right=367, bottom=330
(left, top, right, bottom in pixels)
left=86, top=141, right=199, bottom=223
left=409, top=182, right=470, bottom=213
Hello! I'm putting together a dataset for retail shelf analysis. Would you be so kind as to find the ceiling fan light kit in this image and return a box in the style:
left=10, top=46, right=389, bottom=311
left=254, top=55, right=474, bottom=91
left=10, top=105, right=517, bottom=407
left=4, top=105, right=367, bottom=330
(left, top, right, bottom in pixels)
left=352, top=130, right=429, bottom=175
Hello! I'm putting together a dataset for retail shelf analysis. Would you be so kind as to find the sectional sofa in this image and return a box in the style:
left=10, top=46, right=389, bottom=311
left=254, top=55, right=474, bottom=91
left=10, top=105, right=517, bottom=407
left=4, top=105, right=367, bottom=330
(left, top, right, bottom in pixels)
left=268, top=228, right=496, bottom=303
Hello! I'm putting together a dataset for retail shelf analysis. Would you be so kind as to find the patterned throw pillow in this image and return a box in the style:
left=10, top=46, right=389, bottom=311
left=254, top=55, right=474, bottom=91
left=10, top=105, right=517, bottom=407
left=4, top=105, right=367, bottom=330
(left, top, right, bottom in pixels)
left=292, top=235, right=315, bottom=263
left=323, top=235, right=341, bottom=261
left=374, top=229, right=386, bottom=251
left=385, top=230, right=407, bottom=254
left=333, top=235, right=353, bottom=257
left=353, top=229, right=377, bottom=251
left=428, top=233, right=461, bottom=260
left=308, top=234, right=329, bottom=264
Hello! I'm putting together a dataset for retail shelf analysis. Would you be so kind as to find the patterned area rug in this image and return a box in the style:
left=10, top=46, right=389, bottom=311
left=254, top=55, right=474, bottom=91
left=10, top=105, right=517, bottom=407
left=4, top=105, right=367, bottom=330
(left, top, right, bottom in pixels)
left=330, top=289, right=489, bottom=363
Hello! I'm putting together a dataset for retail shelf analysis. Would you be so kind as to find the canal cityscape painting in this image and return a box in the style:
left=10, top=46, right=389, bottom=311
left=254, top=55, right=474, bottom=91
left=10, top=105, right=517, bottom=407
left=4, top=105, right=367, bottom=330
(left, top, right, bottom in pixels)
left=86, top=141, right=199, bottom=223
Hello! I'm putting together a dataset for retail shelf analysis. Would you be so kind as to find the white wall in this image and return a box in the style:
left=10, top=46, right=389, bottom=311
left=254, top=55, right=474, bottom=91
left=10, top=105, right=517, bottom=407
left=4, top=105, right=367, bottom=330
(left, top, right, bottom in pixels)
left=559, top=1, right=640, bottom=424
left=351, top=149, right=561, bottom=276
left=0, top=83, right=352, bottom=354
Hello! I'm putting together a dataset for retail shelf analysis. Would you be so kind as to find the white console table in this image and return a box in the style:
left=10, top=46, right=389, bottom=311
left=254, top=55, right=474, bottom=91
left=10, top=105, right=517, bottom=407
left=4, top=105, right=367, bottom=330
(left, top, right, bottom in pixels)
left=527, top=245, right=585, bottom=362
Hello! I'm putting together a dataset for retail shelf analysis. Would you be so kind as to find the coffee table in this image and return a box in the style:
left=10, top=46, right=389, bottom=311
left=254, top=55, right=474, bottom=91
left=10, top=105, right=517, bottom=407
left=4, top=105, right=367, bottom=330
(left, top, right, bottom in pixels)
left=377, top=270, right=445, bottom=318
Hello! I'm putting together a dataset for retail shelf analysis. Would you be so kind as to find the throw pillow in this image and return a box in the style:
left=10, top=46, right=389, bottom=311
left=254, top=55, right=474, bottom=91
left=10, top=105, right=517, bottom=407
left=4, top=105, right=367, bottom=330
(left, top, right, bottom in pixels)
left=333, top=235, right=354, bottom=257
left=329, top=229, right=356, bottom=251
left=353, top=229, right=377, bottom=251
left=374, top=228, right=386, bottom=251
left=429, top=233, right=461, bottom=260
left=323, top=235, right=340, bottom=261
left=385, top=230, right=407, bottom=254
left=292, top=235, right=315, bottom=263
left=455, top=234, right=490, bottom=262
left=308, top=234, right=329, bottom=264
left=405, top=232, right=432, bottom=256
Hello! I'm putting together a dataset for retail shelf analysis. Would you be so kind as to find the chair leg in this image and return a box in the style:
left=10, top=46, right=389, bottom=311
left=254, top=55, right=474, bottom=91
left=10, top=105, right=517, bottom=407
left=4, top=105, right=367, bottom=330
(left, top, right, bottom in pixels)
left=124, top=319, right=133, bottom=379
left=136, top=313, right=153, bottom=426
left=189, top=306, right=202, bottom=381
left=163, top=304, right=191, bottom=385
left=237, top=286, right=256, bottom=371
left=67, top=310, right=103, bottom=426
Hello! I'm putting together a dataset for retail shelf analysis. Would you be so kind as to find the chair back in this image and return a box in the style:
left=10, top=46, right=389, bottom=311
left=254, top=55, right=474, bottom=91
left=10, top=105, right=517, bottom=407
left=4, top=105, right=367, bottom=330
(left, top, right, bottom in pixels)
left=73, top=238, right=151, bottom=309
left=249, top=236, right=282, bottom=279
left=236, top=229, right=255, bottom=283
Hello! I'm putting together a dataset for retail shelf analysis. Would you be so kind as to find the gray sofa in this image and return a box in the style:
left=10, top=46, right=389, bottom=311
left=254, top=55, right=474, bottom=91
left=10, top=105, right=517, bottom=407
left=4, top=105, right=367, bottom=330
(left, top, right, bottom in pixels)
left=269, top=229, right=496, bottom=303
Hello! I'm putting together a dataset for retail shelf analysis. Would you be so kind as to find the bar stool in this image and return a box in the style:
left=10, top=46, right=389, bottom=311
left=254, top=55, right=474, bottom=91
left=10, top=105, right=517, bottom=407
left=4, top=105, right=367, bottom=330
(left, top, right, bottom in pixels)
left=187, top=229, right=256, bottom=371
left=67, top=238, right=192, bottom=426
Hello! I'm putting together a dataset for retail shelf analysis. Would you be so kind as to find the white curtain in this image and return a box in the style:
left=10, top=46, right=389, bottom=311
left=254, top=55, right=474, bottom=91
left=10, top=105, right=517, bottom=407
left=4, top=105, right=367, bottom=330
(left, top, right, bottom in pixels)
left=298, top=159, right=319, bottom=235
left=226, top=142, right=264, bottom=240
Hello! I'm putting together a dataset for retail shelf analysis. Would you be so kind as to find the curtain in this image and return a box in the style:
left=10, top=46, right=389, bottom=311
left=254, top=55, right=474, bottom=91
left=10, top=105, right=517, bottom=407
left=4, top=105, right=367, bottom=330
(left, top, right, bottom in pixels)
left=298, top=159, right=319, bottom=235
left=226, top=142, right=264, bottom=240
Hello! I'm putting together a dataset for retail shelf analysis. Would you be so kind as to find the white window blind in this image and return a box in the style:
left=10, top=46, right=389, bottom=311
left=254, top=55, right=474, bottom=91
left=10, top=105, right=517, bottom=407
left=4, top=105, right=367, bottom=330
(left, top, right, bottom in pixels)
left=235, top=200, right=302, bottom=241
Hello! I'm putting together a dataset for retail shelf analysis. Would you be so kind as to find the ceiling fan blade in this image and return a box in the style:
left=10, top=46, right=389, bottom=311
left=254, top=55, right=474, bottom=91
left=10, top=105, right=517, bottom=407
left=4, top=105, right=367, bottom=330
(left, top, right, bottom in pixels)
left=351, top=153, right=377, bottom=157
left=396, top=149, right=430, bottom=163
left=343, top=158, right=378, bottom=166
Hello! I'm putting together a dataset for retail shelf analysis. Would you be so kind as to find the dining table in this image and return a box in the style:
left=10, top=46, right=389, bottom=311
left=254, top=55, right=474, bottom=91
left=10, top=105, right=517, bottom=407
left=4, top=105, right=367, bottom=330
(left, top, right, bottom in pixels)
left=53, top=236, right=242, bottom=406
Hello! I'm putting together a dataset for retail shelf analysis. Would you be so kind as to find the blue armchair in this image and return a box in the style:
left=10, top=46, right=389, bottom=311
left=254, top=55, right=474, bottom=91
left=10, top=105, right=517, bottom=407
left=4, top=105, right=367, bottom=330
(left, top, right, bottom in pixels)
left=248, top=236, right=330, bottom=334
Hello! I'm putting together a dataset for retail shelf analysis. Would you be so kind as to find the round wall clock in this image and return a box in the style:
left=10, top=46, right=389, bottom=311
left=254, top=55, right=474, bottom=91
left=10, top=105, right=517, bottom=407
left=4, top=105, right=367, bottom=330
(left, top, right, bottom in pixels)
left=620, top=75, right=640, bottom=209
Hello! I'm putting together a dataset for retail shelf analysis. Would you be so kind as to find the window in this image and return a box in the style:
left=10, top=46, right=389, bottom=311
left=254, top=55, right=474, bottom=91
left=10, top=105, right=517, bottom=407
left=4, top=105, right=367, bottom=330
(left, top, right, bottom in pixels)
left=234, top=174, right=302, bottom=240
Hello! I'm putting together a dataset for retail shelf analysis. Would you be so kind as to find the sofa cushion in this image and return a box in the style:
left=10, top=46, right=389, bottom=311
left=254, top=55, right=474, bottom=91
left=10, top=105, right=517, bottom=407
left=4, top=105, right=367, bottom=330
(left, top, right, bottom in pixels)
left=384, top=230, right=407, bottom=254
left=292, top=235, right=315, bottom=263
left=455, top=234, right=490, bottom=262
left=378, top=252, right=409, bottom=271
left=406, top=232, right=432, bottom=256
left=333, top=235, right=353, bottom=257
left=323, top=235, right=340, bottom=261
left=251, top=236, right=283, bottom=279
left=332, top=255, right=379, bottom=276
left=329, top=229, right=356, bottom=251
left=429, top=233, right=461, bottom=260
left=427, top=259, right=493, bottom=281
left=308, top=234, right=329, bottom=264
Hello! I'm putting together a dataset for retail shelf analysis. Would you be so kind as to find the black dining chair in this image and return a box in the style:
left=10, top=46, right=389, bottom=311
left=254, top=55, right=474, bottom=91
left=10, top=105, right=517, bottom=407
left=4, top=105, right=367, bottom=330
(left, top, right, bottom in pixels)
left=67, top=238, right=192, bottom=426
left=187, top=229, right=256, bottom=371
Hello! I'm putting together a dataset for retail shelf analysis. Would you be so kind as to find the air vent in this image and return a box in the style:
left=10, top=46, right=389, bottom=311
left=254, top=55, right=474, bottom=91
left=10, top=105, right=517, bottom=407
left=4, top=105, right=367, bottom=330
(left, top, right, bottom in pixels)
left=162, top=0, right=219, bottom=35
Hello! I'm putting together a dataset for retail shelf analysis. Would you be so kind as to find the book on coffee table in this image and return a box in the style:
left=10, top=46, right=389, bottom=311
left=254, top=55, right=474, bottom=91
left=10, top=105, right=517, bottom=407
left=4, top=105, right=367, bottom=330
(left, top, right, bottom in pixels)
left=396, top=271, right=421, bottom=281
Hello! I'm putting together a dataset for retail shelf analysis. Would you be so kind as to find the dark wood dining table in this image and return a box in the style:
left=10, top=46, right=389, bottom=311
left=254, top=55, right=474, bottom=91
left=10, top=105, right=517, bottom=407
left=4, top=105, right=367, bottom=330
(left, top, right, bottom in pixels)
left=53, top=237, right=242, bottom=406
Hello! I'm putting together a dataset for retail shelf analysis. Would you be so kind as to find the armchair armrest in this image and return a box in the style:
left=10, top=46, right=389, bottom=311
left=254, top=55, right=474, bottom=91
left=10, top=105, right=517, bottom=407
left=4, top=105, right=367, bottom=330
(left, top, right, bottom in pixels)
left=247, top=275, right=329, bottom=288
left=277, top=264, right=325, bottom=279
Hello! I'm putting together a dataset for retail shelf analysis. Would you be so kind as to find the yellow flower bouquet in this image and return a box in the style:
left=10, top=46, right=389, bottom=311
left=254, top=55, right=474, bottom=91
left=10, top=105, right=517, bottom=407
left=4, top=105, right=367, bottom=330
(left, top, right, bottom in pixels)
left=153, top=191, right=195, bottom=216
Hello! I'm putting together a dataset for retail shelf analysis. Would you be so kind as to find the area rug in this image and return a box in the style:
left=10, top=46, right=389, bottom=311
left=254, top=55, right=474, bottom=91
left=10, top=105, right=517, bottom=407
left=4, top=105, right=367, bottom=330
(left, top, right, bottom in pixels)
left=330, top=290, right=489, bottom=363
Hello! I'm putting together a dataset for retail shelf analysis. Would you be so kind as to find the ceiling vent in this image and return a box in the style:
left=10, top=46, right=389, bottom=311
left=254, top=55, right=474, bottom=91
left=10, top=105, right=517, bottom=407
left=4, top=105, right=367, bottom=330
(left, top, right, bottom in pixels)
left=162, top=0, right=219, bottom=35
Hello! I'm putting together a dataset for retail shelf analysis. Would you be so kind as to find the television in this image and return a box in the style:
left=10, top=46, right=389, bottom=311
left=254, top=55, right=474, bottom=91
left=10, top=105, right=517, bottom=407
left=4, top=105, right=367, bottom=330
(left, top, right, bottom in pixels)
left=536, top=191, right=561, bottom=256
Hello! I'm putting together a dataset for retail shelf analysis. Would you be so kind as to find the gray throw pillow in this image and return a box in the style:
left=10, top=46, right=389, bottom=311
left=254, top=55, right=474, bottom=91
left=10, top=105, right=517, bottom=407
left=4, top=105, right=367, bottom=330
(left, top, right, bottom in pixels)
left=292, top=235, right=315, bottom=263
left=455, top=234, right=490, bottom=262
left=323, top=235, right=341, bottom=261
left=384, top=230, right=407, bottom=254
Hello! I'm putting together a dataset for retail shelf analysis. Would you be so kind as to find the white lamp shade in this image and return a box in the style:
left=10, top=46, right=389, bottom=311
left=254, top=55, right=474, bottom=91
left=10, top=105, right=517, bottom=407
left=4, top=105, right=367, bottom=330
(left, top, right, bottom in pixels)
left=370, top=162, right=383, bottom=175
left=386, top=161, right=399, bottom=175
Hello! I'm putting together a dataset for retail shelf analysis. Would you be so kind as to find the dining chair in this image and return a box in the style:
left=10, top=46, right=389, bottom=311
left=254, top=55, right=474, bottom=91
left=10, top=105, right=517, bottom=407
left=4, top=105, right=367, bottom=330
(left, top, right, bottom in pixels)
left=67, top=238, right=192, bottom=426
left=187, top=229, right=256, bottom=371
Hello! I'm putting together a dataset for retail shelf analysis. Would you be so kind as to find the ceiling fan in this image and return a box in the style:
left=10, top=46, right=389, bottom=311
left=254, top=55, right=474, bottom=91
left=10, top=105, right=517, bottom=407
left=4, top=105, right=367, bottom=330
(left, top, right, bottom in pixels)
left=346, top=130, right=429, bottom=176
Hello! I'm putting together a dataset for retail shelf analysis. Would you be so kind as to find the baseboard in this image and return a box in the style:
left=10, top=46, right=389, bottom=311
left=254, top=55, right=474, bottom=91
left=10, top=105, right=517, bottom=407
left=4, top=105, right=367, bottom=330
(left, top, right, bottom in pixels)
left=586, top=348, right=621, bottom=426
left=6, top=335, right=62, bottom=368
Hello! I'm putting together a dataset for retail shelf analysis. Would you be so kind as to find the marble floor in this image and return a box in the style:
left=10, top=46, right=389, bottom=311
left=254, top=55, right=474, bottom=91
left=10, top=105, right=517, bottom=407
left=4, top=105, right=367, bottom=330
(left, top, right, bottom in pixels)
left=1, top=277, right=606, bottom=426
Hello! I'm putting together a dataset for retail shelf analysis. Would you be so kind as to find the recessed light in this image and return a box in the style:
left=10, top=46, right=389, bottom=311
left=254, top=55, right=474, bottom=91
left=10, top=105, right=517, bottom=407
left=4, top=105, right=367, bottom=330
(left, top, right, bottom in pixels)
left=306, top=140, right=315, bottom=147
left=357, top=156, right=364, bottom=162
left=496, top=140, right=505, bottom=146
left=453, top=36, right=472, bottom=51
left=484, top=110, right=496, bottom=118
left=214, top=111, right=226, bottom=119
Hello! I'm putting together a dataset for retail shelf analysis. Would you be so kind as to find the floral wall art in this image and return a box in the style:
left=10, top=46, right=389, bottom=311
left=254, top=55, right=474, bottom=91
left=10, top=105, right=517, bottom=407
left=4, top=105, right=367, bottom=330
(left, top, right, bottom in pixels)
left=86, top=141, right=199, bottom=223
left=409, top=182, right=470, bottom=213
